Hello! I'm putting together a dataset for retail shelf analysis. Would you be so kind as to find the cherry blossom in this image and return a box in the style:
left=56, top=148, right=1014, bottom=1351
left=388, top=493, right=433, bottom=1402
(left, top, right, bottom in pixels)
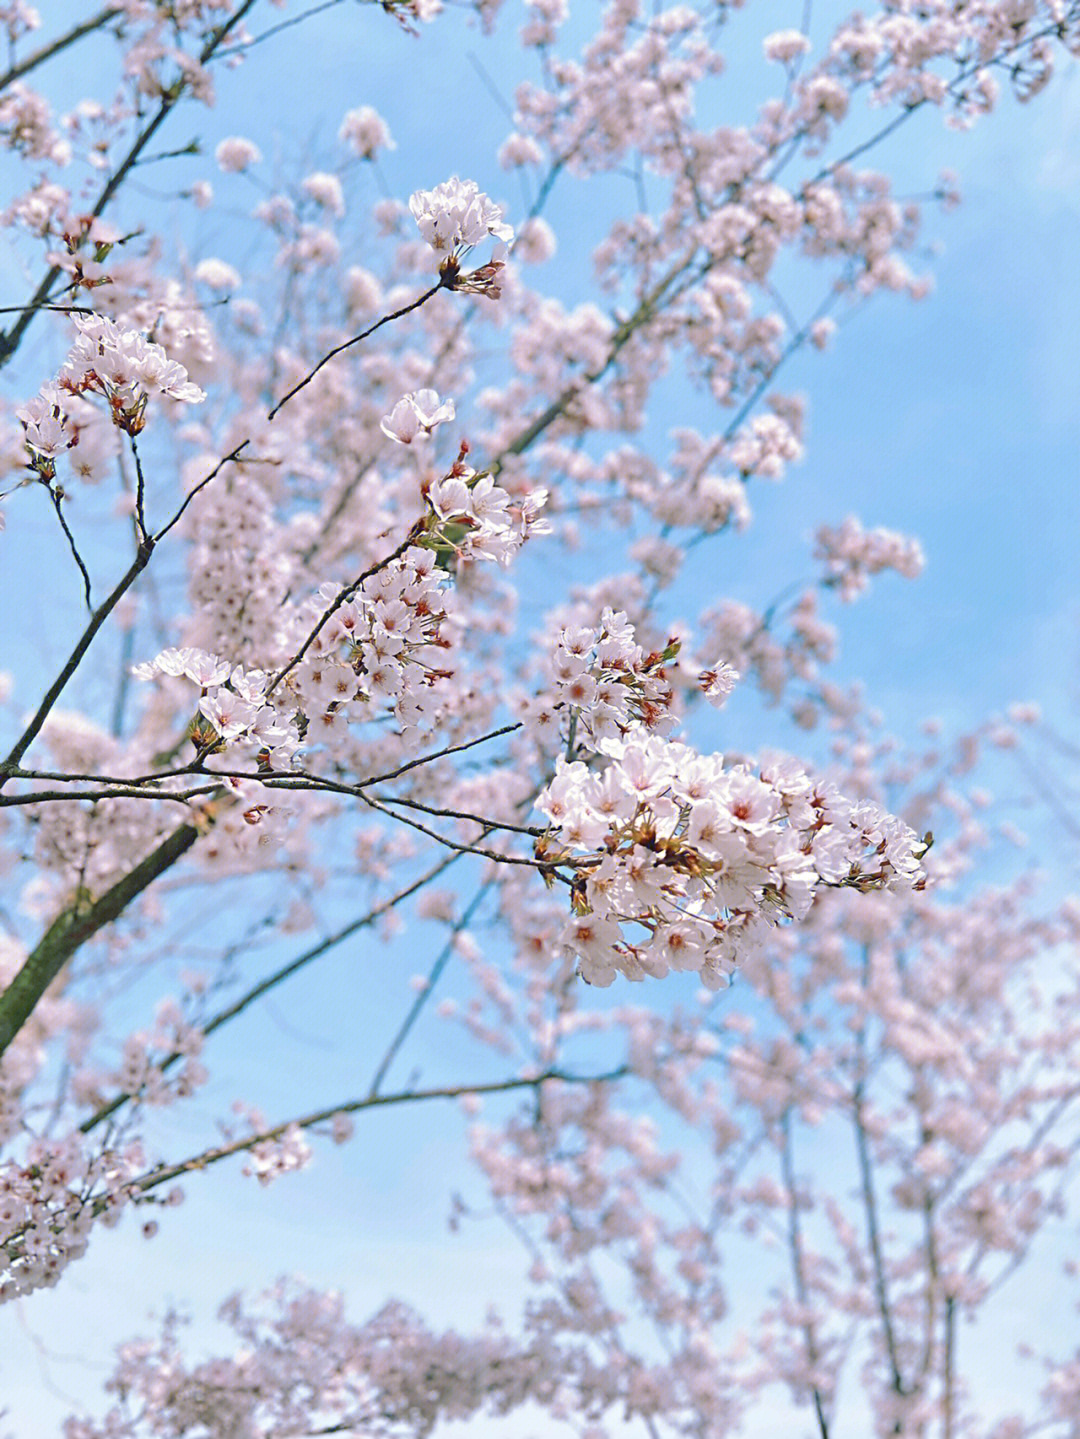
left=214, top=135, right=261, bottom=172
left=379, top=388, right=456, bottom=444
left=0, top=1, right=1076, bottom=1433
left=408, top=176, right=514, bottom=255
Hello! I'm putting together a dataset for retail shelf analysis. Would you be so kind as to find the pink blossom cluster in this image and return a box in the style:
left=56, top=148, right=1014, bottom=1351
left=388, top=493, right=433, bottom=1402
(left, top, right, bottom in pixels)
left=62, top=1283, right=592, bottom=1439
left=523, top=607, right=682, bottom=749
left=538, top=734, right=926, bottom=987
left=241, top=1123, right=312, bottom=1186
left=96, top=998, right=208, bottom=1112
left=422, top=455, right=550, bottom=567
left=59, top=312, right=205, bottom=423
left=338, top=103, right=395, bottom=158
left=0, top=1131, right=145, bottom=1302
left=408, top=176, right=514, bottom=255
left=285, top=549, right=458, bottom=744
left=815, top=514, right=926, bottom=600
left=16, top=313, right=205, bottom=471
left=134, top=648, right=301, bottom=762
left=14, top=380, right=72, bottom=469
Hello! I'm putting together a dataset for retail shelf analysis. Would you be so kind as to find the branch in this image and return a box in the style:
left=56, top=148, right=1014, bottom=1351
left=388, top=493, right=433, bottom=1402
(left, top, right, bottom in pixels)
left=153, top=442, right=249, bottom=542
left=358, top=790, right=563, bottom=874
left=0, top=540, right=156, bottom=779
left=361, top=721, right=523, bottom=786
left=129, top=435, right=149, bottom=544
left=0, top=7, right=120, bottom=94
left=780, top=1109, right=832, bottom=1439
left=367, top=878, right=493, bottom=1098
left=358, top=791, right=543, bottom=838
left=0, top=784, right=217, bottom=808
left=0, top=820, right=201, bottom=1060
left=79, top=850, right=461, bottom=1136
left=0, top=0, right=260, bottom=369
left=213, top=0, right=347, bottom=60
left=124, top=1066, right=630, bottom=1201
left=267, top=282, right=444, bottom=420
left=489, top=253, right=698, bottom=476
left=942, top=1295, right=956, bottom=1439
left=42, top=478, right=93, bottom=610
left=852, top=1078, right=907, bottom=1402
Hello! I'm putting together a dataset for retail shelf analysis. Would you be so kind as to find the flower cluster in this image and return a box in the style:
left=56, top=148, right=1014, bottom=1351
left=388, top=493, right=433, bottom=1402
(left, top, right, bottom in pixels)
left=242, top=1123, right=312, bottom=1187
left=133, top=648, right=301, bottom=764
left=338, top=104, right=395, bottom=158
left=815, top=515, right=926, bottom=600
left=537, top=734, right=927, bottom=988
left=0, top=1135, right=139, bottom=1303
left=286, top=548, right=460, bottom=743
left=417, top=447, right=549, bottom=568
left=409, top=176, right=514, bottom=255
left=214, top=136, right=261, bottom=172
left=100, top=998, right=208, bottom=1111
left=62, top=1284, right=577, bottom=1439
left=28, top=312, right=206, bottom=441
left=380, top=388, right=456, bottom=444
left=523, top=608, right=681, bottom=751
left=15, top=381, right=74, bottom=474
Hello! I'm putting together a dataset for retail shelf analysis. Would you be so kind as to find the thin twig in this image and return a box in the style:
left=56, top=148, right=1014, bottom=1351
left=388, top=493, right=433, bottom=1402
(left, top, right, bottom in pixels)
left=780, top=1109, right=832, bottom=1439
left=361, top=721, right=523, bottom=786
left=367, top=878, right=493, bottom=1098
left=42, top=481, right=92, bottom=610
left=129, top=435, right=149, bottom=543
left=373, top=791, right=544, bottom=838
left=79, top=851, right=461, bottom=1136
left=214, top=0, right=348, bottom=59
left=153, top=442, right=249, bottom=542
left=0, top=784, right=216, bottom=809
left=123, top=1066, right=629, bottom=1201
left=0, top=7, right=120, bottom=94
left=0, top=540, right=156, bottom=778
left=267, top=282, right=444, bottom=420
left=359, top=790, right=563, bottom=875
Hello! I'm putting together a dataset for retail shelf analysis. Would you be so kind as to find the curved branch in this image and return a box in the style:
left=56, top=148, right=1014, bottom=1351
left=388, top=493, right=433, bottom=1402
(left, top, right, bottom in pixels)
left=125, top=1065, right=630, bottom=1201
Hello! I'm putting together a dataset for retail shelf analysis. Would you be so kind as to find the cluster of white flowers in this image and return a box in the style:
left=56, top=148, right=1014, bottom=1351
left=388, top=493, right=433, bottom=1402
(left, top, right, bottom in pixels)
left=408, top=176, right=514, bottom=255
left=133, top=648, right=301, bottom=763
left=14, top=313, right=208, bottom=467
left=763, top=27, right=813, bottom=65
left=380, top=388, right=456, bottom=444
left=379, top=396, right=551, bottom=565
left=15, top=381, right=73, bottom=468
left=424, top=461, right=549, bottom=567
left=815, top=515, right=926, bottom=600
left=64, top=1282, right=566, bottom=1439
left=103, top=998, right=208, bottom=1110
left=0, top=1135, right=141, bottom=1303
left=62, top=312, right=205, bottom=408
left=338, top=104, right=394, bottom=158
left=214, top=135, right=261, bottom=172
left=537, top=734, right=926, bottom=988
left=523, top=609, right=681, bottom=750
left=286, top=549, right=457, bottom=743
left=242, top=1123, right=312, bottom=1187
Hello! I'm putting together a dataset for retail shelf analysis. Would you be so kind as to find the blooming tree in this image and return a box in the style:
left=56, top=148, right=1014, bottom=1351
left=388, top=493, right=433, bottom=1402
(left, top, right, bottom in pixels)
left=0, top=0, right=1077, bottom=1434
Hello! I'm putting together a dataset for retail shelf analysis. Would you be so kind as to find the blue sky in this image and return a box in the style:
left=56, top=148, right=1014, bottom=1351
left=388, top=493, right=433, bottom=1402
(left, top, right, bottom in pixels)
left=1, top=1, right=1079, bottom=1433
